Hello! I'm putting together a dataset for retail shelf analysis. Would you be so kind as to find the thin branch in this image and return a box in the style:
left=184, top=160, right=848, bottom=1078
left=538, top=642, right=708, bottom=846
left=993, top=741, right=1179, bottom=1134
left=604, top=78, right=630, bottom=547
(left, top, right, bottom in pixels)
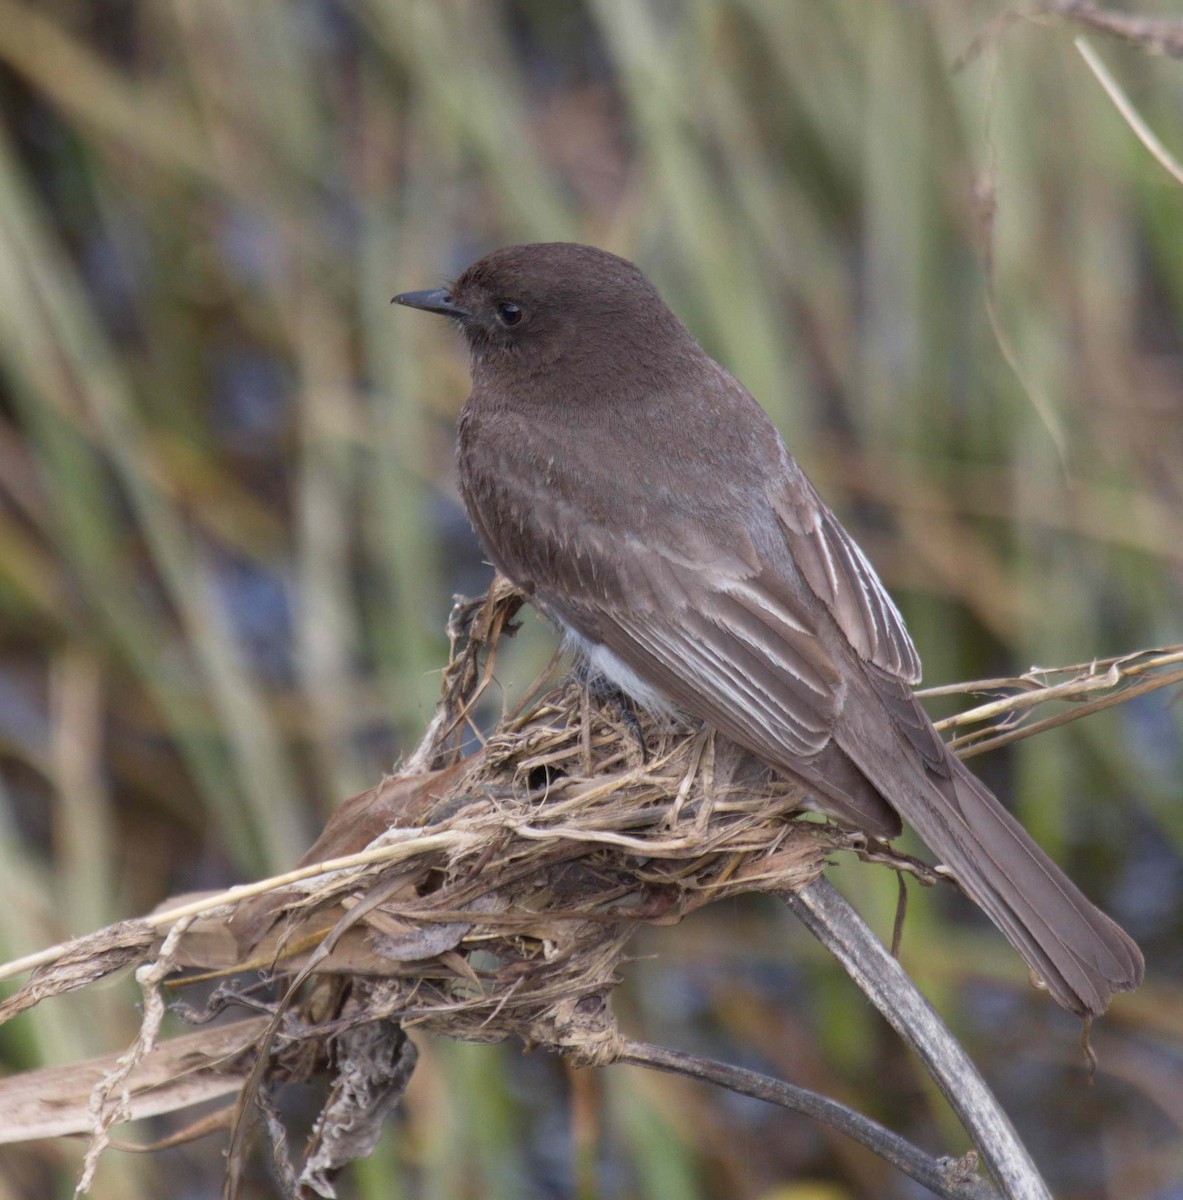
left=785, top=878, right=1052, bottom=1200
left=619, top=1039, right=999, bottom=1200
left=925, top=649, right=1183, bottom=717
left=1047, top=1, right=1183, bottom=59
left=955, top=1, right=1183, bottom=73
left=916, top=647, right=1183, bottom=759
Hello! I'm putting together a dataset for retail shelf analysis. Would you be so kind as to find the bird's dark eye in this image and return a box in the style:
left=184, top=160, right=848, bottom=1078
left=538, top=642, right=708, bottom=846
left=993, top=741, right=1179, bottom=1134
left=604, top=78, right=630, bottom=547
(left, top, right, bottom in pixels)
left=497, top=302, right=523, bottom=326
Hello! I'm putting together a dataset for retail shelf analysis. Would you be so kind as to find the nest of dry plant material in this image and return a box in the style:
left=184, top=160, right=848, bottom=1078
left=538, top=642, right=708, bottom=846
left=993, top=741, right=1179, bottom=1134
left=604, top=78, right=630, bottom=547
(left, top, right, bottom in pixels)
left=0, top=579, right=881, bottom=1194
left=1, top=578, right=1179, bottom=1198
left=188, top=578, right=854, bottom=1066
left=260, top=685, right=832, bottom=1061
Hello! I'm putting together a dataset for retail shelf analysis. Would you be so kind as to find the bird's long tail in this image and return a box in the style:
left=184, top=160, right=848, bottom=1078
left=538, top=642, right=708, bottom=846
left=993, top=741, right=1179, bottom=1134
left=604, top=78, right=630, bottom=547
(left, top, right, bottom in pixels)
left=837, top=677, right=1144, bottom=1016
left=913, top=755, right=1143, bottom=1015
left=858, top=748, right=1144, bottom=1015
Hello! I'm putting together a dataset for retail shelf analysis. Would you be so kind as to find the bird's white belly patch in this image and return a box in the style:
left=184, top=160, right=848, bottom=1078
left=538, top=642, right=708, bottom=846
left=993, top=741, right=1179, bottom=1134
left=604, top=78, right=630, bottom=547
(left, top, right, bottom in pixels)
left=559, top=621, right=673, bottom=714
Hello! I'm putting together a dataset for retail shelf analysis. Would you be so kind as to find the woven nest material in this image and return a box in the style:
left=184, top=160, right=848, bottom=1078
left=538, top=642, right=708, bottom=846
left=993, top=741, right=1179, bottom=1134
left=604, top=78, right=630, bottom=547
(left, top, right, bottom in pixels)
left=343, top=686, right=830, bottom=1063
left=199, top=581, right=849, bottom=1069
left=0, top=579, right=915, bottom=1190
left=0, top=580, right=913, bottom=1062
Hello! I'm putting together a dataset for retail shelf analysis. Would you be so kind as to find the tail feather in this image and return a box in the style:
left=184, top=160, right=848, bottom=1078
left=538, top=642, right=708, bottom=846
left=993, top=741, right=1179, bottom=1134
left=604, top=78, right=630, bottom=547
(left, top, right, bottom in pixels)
left=837, top=682, right=1144, bottom=1016
left=932, top=759, right=1143, bottom=1014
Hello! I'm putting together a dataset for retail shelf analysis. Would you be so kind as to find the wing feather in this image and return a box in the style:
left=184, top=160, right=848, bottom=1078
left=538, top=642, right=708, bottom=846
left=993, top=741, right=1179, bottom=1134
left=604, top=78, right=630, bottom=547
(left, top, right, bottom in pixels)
left=774, top=460, right=922, bottom=684
left=573, top=577, right=843, bottom=760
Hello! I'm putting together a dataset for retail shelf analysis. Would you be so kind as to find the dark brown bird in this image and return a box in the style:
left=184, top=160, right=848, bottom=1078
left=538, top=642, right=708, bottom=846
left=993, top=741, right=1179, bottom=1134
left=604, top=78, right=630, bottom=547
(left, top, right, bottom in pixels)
left=393, top=242, right=1143, bottom=1015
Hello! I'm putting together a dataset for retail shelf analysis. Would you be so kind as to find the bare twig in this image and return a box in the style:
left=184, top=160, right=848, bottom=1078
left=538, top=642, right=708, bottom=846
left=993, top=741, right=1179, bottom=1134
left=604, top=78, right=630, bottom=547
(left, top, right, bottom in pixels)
left=919, top=646, right=1183, bottom=757
left=620, top=1039, right=999, bottom=1200
left=955, top=1, right=1183, bottom=72
left=785, top=879, right=1052, bottom=1200
left=953, top=666, right=1183, bottom=758
left=1045, top=1, right=1183, bottom=59
left=75, top=917, right=196, bottom=1195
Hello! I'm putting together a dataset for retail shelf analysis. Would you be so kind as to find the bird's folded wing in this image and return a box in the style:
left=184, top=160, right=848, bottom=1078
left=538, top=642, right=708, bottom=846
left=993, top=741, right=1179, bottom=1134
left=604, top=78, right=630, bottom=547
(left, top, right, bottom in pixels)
left=773, top=460, right=922, bottom=685
left=573, top=569, right=844, bottom=760
left=559, top=557, right=902, bottom=833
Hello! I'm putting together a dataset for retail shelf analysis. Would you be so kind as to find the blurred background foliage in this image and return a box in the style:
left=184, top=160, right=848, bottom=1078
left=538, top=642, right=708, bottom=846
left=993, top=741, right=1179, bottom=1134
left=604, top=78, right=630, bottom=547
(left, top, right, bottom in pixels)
left=0, top=1, right=1180, bottom=1197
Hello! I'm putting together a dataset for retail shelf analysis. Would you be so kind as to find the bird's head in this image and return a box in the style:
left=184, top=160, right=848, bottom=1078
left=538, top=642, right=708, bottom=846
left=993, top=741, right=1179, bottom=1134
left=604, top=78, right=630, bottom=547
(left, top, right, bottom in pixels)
left=393, top=242, right=690, bottom=371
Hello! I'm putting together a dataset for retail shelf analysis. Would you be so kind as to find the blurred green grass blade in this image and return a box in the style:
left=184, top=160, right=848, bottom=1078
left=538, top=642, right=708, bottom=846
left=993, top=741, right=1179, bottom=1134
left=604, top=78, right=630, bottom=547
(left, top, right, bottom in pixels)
left=360, top=293, right=451, bottom=744
left=0, top=118, right=306, bottom=869
left=0, top=158, right=256, bottom=859
left=609, top=1067, right=706, bottom=1200
left=0, top=776, right=83, bottom=1068
left=362, top=0, right=578, bottom=239
left=420, top=1043, right=530, bottom=1200
left=589, top=0, right=797, bottom=418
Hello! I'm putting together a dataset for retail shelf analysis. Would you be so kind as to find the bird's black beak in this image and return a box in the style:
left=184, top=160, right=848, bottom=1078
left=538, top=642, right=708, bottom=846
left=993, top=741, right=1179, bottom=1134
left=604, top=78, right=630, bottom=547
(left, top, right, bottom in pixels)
left=391, top=288, right=469, bottom=319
